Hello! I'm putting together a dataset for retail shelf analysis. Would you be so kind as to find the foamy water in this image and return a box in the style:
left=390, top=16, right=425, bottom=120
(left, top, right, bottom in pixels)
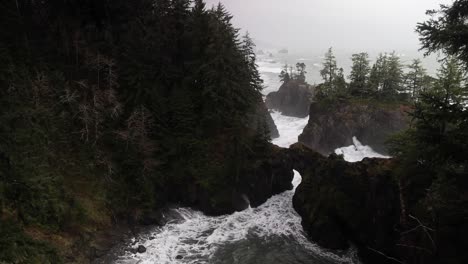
left=270, top=111, right=309, bottom=148
left=114, top=170, right=356, bottom=264
left=335, top=137, right=390, bottom=163
left=113, top=108, right=355, bottom=264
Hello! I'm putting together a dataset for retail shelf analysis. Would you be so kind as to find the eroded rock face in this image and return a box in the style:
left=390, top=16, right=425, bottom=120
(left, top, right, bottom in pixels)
left=298, top=101, right=410, bottom=155
left=265, top=80, right=315, bottom=118
left=172, top=143, right=294, bottom=216
left=286, top=143, right=400, bottom=263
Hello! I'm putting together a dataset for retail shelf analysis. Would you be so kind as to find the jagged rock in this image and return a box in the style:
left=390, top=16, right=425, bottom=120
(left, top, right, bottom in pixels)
left=299, top=100, right=410, bottom=155
left=137, top=245, right=146, bottom=254
left=286, top=143, right=400, bottom=262
left=170, top=143, right=294, bottom=216
left=265, top=80, right=315, bottom=118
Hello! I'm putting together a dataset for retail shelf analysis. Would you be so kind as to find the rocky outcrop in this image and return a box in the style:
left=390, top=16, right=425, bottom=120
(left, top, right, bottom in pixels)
left=287, top=143, right=468, bottom=264
left=299, top=100, right=410, bottom=155
left=287, top=143, right=400, bottom=263
left=170, top=143, right=294, bottom=216
left=265, top=80, right=315, bottom=118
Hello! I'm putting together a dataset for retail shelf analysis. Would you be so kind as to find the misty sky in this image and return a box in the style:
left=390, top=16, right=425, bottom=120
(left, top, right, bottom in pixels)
left=204, top=0, right=453, bottom=54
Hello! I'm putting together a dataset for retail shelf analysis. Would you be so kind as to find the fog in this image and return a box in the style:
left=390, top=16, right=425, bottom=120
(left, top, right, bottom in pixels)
left=204, top=0, right=453, bottom=54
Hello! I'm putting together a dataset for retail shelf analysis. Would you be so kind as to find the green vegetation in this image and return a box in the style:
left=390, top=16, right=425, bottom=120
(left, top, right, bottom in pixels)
left=317, top=47, right=348, bottom=99
left=349, top=52, right=372, bottom=97
left=279, top=62, right=308, bottom=84
left=384, top=1, right=468, bottom=262
left=278, top=47, right=435, bottom=105
left=0, top=0, right=272, bottom=262
left=318, top=49, right=430, bottom=102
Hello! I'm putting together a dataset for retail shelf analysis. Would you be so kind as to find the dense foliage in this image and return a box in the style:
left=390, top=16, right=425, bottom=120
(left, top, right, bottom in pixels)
left=386, top=1, right=468, bottom=262
left=278, top=47, right=434, bottom=104
left=0, top=0, right=271, bottom=262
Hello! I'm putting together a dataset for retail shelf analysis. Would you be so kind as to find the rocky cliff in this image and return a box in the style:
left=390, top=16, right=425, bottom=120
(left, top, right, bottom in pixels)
left=287, top=143, right=399, bottom=263
left=287, top=143, right=468, bottom=264
left=299, top=100, right=410, bottom=155
left=265, top=80, right=315, bottom=118
left=172, top=143, right=294, bottom=216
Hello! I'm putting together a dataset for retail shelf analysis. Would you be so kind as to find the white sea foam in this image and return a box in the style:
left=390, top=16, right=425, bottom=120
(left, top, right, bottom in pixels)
left=115, top=171, right=355, bottom=264
left=257, top=66, right=282, bottom=74
left=335, top=137, right=390, bottom=162
left=271, top=111, right=309, bottom=148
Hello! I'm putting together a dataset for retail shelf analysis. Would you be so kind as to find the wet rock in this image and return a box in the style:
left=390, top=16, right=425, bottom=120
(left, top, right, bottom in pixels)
left=180, top=143, right=294, bottom=216
left=137, top=245, right=146, bottom=254
left=265, top=80, right=315, bottom=118
left=287, top=143, right=400, bottom=262
left=176, top=255, right=183, bottom=259
left=299, top=100, right=410, bottom=155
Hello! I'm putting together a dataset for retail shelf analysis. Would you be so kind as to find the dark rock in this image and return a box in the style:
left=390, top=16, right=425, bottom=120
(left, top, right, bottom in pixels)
left=176, top=255, right=183, bottom=259
left=173, top=143, right=294, bottom=216
left=137, top=245, right=146, bottom=254
left=287, top=143, right=400, bottom=263
left=137, top=210, right=164, bottom=226
left=265, top=80, right=315, bottom=118
left=299, top=100, right=410, bottom=155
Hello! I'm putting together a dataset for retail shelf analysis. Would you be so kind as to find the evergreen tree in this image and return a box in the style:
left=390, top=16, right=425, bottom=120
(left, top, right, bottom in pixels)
left=405, top=59, right=428, bottom=99
left=369, top=52, right=404, bottom=99
left=279, top=64, right=291, bottom=83
left=369, top=53, right=387, bottom=93
left=349, top=52, right=371, bottom=96
left=417, top=0, right=468, bottom=65
left=242, top=32, right=263, bottom=92
left=433, top=57, right=466, bottom=103
left=0, top=1, right=273, bottom=261
left=295, top=62, right=307, bottom=83
left=334, top=67, right=348, bottom=96
left=386, top=2, right=468, bottom=261
left=382, top=52, right=404, bottom=98
left=320, top=47, right=338, bottom=97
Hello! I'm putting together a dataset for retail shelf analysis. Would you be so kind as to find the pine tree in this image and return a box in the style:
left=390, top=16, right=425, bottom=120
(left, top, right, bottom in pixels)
left=349, top=52, right=371, bottom=96
left=369, top=53, right=387, bottom=93
left=433, top=57, right=466, bottom=104
left=382, top=51, right=404, bottom=98
left=295, top=62, right=307, bottom=83
left=279, top=64, right=291, bottom=83
left=242, top=32, right=263, bottom=92
left=369, top=52, right=404, bottom=99
left=417, top=0, right=468, bottom=65
left=320, top=47, right=338, bottom=97
left=334, top=67, right=348, bottom=96
left=405, top=59, right=428, bottom=99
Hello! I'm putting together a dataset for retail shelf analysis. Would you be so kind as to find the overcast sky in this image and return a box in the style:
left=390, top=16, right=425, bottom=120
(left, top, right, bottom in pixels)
left=204, top=0, right=453, bottom=54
